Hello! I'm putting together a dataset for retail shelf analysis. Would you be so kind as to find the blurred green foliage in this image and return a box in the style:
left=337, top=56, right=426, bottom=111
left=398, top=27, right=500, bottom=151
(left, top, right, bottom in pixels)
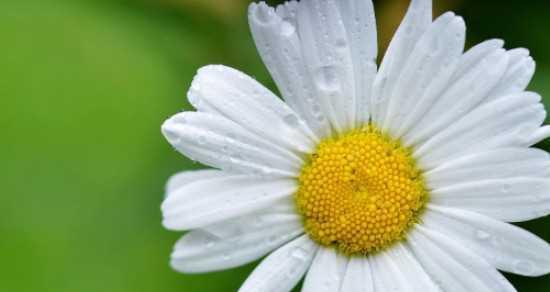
left=0, top=0, right=548, bottom=291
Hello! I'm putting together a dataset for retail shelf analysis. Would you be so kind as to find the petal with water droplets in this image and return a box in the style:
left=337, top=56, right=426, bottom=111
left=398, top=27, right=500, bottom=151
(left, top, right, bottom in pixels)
left=238, top=235, right=318, bottom=292
left=301, top=247, right=348, bottom=292
left=425, top=148, right=550, bottom=190
left=162, top=111, right=303, bottom=177
left=162, top=174, right=296, bottom=230
left=371, top=243, right=439, bottom=292
left=408, top=226, right=517, bottom=292
left=429, top=177, right=550, bottom=222
left=170, top=205, right=303, bottom=273
left=187, top=65, right=317, bottom=153
left=423, top=205, right=550, bottom=277
left=415, top=92, right=546, bottom=170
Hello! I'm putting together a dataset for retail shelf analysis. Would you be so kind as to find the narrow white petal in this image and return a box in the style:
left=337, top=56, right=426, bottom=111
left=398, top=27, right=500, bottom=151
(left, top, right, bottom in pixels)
left=525, top=125, right=550, bottom=146
left=165, top=169, right=224, bottom=196
left=453, top=39, right=504, bottom=78
left=416, top=92, right=546, bottom=169
left=404, top=48, right=510, bottom=146
left=423, top=206, right=550, bottom=277
left=296, top=0, right=358, bottom=132
left=487, top=48, right=535, bottom=101
left=302, top=247, right=348, bottom=292
left=162, top=112, right=301, bottom=177
left=430, top=177, right=550, bottom=222
left=239, top=235, right=318, bottom=292
left=202, top=197, right=297, bottom=238
left=340, top=257, right=374, bottom=292
left=408, top=226, right=517, bottom=292
left=337, top=0, right=378, bottom=125
left=187, top=65, right=316, bottom=152
left=393, top=39, right=501, bottom=139
left=371, top=243, right=439, bottom=292
left=383, top=12, right=465, bottom=137
left=170, top=208, right=303, bottom=273
left=248, top=3, right=329, bottom=139
left=425, top=148, right=550, bottom=189
left=162, top=175, right=297, bottom=230
left=371, top=0, right=432, bottom=124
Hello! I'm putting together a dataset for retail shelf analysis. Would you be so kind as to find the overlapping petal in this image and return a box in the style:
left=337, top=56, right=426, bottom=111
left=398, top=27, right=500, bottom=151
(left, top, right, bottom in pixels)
left=162, top=172, right=297, bottom=230
left=170, top=201, right=303, bottom=273
left=239, top=235, right=318, bottom=292
left=423, top=206, right=550, bottom=276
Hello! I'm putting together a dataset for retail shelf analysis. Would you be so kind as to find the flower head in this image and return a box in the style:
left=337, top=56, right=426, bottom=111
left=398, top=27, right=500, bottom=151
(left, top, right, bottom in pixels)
left=161, top=0, right=550, bottom=291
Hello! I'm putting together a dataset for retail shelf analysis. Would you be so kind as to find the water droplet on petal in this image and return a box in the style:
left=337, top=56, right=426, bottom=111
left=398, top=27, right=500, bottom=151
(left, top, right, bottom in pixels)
left=197, top=135, right=207, bottom=145
left=475, top=230, right=491, bottom=240
left=335, top=38, right=347, bottom=48
left=289, top=247, right=308, bottom=260
left=313, top=66, right=340, bottom=92
left=501, top=183, right=513, bottom=194
left=283, top=114, right=299, bottom=126
left=280, top=21, right=296, bottom=36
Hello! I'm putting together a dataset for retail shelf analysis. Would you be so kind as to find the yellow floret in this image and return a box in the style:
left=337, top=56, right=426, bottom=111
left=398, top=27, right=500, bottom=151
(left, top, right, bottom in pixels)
left=296, top=125, right=428, bottom=256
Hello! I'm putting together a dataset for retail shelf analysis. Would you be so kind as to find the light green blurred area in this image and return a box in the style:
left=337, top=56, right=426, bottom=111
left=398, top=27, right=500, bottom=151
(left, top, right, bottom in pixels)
left=0, top=0, right=549, bottom=291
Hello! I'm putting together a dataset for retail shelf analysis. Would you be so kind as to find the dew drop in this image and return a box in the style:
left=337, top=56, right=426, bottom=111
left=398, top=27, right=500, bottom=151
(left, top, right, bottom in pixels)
left=335, top=38, right=347, bottom=48
left=313, top=66, right=340, bottom=91
left=501, top=183, right=513, bottom=194
left=280, top=21, right=296, bottom=36
left=222, top=253, right=231, bottom=261
left=267, top=235, right=279, bottom=244
left=289, top=247, right=308, bottom=260
left=197, top=135, right=207, bottom=145
left=475, top=229, right=491, bottom=240
left=254, top=4, right=273, bottom=24
left=283, top=113, right=299, bottom=126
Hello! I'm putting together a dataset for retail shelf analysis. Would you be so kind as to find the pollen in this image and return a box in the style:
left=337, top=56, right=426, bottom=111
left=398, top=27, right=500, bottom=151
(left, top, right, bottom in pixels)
left=295, top=125, right=428, bottom=256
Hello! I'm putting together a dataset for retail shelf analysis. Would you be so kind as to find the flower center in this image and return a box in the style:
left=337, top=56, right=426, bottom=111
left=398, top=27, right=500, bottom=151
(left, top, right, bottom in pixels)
left=295, top=125, right=428, bottom=256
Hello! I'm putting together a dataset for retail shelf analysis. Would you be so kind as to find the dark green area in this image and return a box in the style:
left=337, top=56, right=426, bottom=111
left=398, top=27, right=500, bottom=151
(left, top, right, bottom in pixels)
left=0, top=0, right=548, bottom=291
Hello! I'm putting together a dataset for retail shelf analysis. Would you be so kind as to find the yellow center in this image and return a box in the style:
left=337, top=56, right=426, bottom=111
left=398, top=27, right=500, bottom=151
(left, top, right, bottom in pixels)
left=295, top=125, right=428, bottom=256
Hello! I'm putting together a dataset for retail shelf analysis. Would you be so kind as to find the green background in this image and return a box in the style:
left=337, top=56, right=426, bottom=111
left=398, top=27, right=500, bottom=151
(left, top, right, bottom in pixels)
left=1, top=0, right=549, bottom=291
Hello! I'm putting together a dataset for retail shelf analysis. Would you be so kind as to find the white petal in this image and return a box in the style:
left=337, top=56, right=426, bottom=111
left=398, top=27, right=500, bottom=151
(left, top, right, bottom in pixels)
left=248, top=3, right=330, bottom=139
left=382, top=12, right=465, bottom=137
left=162, top=111, right=301, bottom=177
left=337, top=0, right=378, bottom=125
left=170, top=207, right=303, bottom=273
left=408, top=226, right=517, bottom=292
left=187, top=65, right=316, bottom=152
left=296, top=0, right=358, bottom=132
left=302, top=247, right=347, bottom=292
left=340, top=257, right=374, bottom=292
left=487, top=48, right=535, bottom=101
left=393, top=39, right=501, bottom=139
left=430, top=177, right=550, bottom=222
left=453, top=39, right=504, bottom=78
left=425, top=148, right=550, bottom=189
left=239, top=235, right=318, bottom=292
left=415, top=92, right=546, bottom=169
left=404, top=48, right=510, bottom=147
left=526, top=125, right=550, bottom=146
left=162, top=174, right=297, bottom=230
left=371, top=0, right=432, bottom=124
left=423, top=205, right=550, bottom=277
left=201, top=196, right=297, bottom=238
left=371, top=243, right=439, bottom=292
left=165, top=169, right=224, bottom=196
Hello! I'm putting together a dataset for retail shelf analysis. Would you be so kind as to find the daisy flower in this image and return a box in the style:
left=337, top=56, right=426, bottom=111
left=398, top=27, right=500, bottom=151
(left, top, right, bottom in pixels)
left=161, top=0, right=550, bottom=291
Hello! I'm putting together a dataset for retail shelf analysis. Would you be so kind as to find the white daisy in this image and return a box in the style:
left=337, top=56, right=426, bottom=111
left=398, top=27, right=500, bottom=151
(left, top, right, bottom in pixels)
left=161, top=0, right=550, bottom=291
